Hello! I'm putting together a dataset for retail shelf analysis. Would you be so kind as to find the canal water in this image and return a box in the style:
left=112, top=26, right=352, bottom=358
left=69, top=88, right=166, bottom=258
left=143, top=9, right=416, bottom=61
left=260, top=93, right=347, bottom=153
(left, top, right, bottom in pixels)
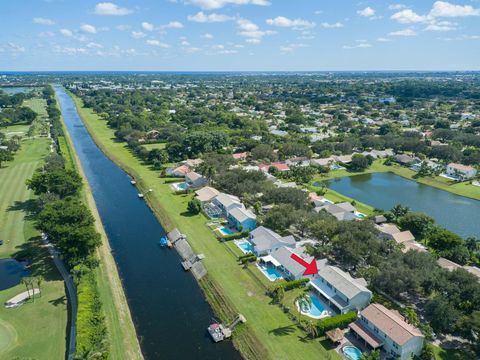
left=327, top=172, right=480, bottom=238
left=55, top=86, right=241, bottom=359
left=0, top=258, right=30, bottom=291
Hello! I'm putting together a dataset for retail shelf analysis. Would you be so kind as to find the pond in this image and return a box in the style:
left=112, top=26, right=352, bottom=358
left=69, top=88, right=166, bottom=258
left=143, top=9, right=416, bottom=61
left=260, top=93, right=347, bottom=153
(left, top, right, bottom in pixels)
left=55, top=86, right=240, bottom=359
left=326, top=172, right=480, bottom=238
left=0, top=259, right=30, bottom=291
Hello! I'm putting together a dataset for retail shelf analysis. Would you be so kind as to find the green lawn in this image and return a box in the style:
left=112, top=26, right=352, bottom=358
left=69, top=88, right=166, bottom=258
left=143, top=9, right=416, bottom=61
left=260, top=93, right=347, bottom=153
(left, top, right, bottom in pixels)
left=0, top=124, right=30, bottom=138
left=430, top=344, right=471, bottom=360
left=142, top=142, right=166, bottom=150
left=0, top=135, right=68, bottom=360
left=72, top=93, right=342, bottom=360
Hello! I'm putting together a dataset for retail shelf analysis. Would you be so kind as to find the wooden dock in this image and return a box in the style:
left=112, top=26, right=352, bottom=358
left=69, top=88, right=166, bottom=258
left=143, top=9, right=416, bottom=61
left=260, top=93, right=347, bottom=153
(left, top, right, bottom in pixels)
left=170, top=228, right=207, bottom=280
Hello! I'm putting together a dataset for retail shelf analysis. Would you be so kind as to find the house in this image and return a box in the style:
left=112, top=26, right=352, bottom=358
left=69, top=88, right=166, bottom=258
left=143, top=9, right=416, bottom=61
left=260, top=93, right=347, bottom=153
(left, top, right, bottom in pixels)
left=316, top=202, right=357, bottom=221
left=437, top=257, right=462, bottom=272
left=349, top=303, right=424, bottom=360
left=185, top=171, right=208, bottom=189
left=333, top=154, right=354, bottom=165
left=401, top=241, right=427, bottom=253
left=232, top=152, right=250, bottom=161
left=310, top=157, right=335, bottom=168
left=168, top=165, right=191, bottom=177
left=258, top=162, right=290, bottom=172
left=227, top=207, right=256, bottom=232
left=212, top=193, right=243, bottom=215
left=195, top=186, right=220, bottom=203
left=285, top=157, right=310, bottom=167
left=248, top=226, right=296, bottom=256
left=376, top=223, right=401, bottom=240
left=446, top=163, right=477, bottom=180
left=310, top=265, right=372, bottom=314
left=374, top=215, right=387, bottom=224
left=183, top=158, right=203, bottom=168
left=146, top=129, right=160, bottom=139
left=394, top=154, right=419, bottom=166
left=259, top=247, right=327, bottom=280
left=392, top=231, right=415, bottom=245
left=464, top=266, right=480, bottom=281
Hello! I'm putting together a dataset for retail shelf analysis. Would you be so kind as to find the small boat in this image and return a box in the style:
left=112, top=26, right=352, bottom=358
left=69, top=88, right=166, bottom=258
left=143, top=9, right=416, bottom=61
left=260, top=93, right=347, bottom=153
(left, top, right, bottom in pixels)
left=138, top=193, right=144, bottom=198
left=130, top=180, right=136, bottom=185
left=159, top=236, right=168, bottom=247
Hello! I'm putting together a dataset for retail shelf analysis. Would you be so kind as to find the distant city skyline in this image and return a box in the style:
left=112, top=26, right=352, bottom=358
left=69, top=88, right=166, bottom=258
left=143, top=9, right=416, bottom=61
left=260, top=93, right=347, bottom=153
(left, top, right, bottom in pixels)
left=1, top=0, right=480, bottom=71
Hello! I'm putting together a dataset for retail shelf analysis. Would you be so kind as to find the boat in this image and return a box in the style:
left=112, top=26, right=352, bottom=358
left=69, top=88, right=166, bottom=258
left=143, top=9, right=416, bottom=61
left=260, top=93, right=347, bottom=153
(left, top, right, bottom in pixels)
left=207, top=323, right=225, bottom=342
left=130, top=180, right=136, bottom=185
left=138, top=193, right=144, bottom=198
left=159, top=236, right=168, bottom=247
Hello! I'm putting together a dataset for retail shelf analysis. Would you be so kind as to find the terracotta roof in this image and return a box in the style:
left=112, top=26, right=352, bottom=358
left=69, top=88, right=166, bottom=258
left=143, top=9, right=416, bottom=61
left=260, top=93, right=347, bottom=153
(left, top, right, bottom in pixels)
left=392, top=231, right=415, bottom=244
left=447, top=163, right=475, bottom=172
left=437, top=257, right=461, bottom=271
left=232, top=152, right=250, bottom=160
left=173, top=165, right=190, bottom=174
left=360, top=304, right=423, bottom=346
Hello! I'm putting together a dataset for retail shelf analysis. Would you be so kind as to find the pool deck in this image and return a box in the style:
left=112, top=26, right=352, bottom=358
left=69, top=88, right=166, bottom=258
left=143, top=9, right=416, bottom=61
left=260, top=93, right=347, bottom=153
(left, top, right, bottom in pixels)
left=297, top=292, right=335, bottom=319
left=336, top=332, right=388, bottom=360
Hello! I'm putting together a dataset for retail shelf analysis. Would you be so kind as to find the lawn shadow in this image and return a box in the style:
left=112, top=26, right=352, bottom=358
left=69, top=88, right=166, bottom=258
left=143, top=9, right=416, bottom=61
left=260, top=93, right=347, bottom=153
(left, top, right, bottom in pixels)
left=13, top=236, right=62, bottom=282
left=180, top=211, right=195, bottom=217
left=7, top=198, right=39, bottom=222
left=49, top=295, right=67, bottom=307
left=268, top=325, right=296, bottom=336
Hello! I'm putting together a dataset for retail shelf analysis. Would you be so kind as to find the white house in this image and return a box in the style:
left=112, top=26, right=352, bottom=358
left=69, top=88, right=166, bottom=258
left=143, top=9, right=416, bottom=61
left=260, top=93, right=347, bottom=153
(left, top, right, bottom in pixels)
left=309, top=265, right=372, bottom=314
left=315, top=202, right=357, bottom=221
left=349, top=303, right=424, bottom=360
left=446, top=163, right=477, bottom=180
left=248, top=226, right=296, bottom=256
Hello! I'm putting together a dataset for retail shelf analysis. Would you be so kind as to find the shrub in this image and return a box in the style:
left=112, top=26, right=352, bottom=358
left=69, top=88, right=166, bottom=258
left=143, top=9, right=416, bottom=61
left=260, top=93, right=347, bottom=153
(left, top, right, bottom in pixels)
left=316, top=311, right=357, bottom=334
left=187, top=198, right=202, bottom=214
left=220, top=231, right=249, bottom=241
left=238, top=254, right=257, bottom=264
left=277, top=278, right=310, bottom=291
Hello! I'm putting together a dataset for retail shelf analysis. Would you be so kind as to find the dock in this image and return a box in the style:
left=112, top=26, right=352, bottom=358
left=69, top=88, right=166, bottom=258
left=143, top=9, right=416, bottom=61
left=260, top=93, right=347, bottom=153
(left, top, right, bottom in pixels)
left=169, top=228, right=207, bottom=280
left=208, top=314, right=246, bottom=342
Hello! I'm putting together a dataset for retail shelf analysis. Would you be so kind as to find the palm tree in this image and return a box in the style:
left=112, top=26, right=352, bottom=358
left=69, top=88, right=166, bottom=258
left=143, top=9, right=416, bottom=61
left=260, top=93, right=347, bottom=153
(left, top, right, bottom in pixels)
left=28, top=278, right=36, bottom=302
left=295, top=292, right=312, bottom=312
left=35, top=276, right=43, bottom=298
left=302, top=320, right=319, bottom=339
left=21, top=278, right=31, bottom=299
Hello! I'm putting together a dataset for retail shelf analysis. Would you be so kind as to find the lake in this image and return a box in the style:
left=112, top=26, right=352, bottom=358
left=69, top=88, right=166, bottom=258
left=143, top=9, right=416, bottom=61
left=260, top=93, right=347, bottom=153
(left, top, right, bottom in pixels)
left=55, top=86, right=240, bottom=359
left=327, top=172, right=480, bottom=238
left=0, top=259, right=30, bottom=291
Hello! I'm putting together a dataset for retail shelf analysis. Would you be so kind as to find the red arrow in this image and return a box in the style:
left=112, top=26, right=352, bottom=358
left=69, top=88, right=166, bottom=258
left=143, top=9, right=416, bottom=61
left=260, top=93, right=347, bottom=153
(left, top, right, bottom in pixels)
left=290, top=254, right=318, bottom=276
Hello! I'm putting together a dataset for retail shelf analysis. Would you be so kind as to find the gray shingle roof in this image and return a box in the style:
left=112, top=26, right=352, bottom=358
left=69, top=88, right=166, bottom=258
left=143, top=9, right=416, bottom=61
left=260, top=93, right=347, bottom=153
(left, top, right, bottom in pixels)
left=250, top=226, right=295, bottom=252
left=317, top=265, right=371, bottom=300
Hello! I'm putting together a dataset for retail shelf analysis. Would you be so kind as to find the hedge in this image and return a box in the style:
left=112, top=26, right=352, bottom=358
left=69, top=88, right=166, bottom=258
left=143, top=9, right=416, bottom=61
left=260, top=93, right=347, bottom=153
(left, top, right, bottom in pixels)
left=316, top=311, right=357, bottom=334
left=239, top=254, right=257, bottom=264
left=277, top=278, right=310, bottom=291
left=220, top=231, right=249, bottom=241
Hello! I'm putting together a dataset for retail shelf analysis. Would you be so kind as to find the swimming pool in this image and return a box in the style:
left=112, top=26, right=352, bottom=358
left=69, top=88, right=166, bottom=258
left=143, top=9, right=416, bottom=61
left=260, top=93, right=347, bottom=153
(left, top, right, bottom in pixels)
left=298, top=292, right=331, bottom=319
left=219, top=226, right=236, bottom=236
left=343, top=346, right=362, bottom=360
left=172, top=182, right=190, bottom=191
left=257, top=264, right=283, bottom=281
left=235, top=239, right=253, bottom=253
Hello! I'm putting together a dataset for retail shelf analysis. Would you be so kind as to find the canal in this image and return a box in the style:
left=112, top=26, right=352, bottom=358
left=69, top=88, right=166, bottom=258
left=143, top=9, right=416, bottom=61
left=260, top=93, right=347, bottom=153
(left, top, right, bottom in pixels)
left=327, top=172, right=480, bottom=238
left=55, top=86, right=241, bottom=359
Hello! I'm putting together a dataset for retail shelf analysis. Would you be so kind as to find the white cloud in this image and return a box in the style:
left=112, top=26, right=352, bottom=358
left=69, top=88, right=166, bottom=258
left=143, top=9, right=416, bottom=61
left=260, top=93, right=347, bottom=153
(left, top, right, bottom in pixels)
left=80, top=24, right=97, bottom=33
left=94, top=2, right=132, bottom=16
left=181, top=40, right=190, bottom=46
left=343, top=40, right=372, bottom=49
left=116, top=24, right=131, bottom=31
left=425, top=21, right=456, bottom=31
left=389, top=4, right=406, bottom=10
left=187, top=11, right=234, bottom=22
left=388, top=28, right=417, bottom=36
left=38, top=31, right=55, bottom=38
left=131, top=31, right=146, bottom=39
left=357, top=7, right=376, bottom=17
left=320, top=22, right=343, bottom=28
left=184, top=46, right=202, bottom=53
left=162, top=21, right=184, bottom=29
left=142, top=22, right=155, bottom=31
left=237, top=18, right=275, bottom=42
left=280, top=43, right=308, bottom=53
left=266, top=16, right=316, bottom=30
left=187, top=0, right=270, bottom=10
left=33, top=17, right=55, bottom=25
left=146, top=39, right=170, bottom=48
left=86, top=42, right=103, bottom=48
left=54, top=46, right=87, bottom=55
left=429, top=1, right=480, bottom=17
left=202, top=33, right=214, bottom=39
left=391, top=9, right=428, bottom=23
left=60, top=29, right=73, bottom=37
left=376, top=37, right=392, bottom=42
left=7, top=43, right=25, bottom=53
left=246, top=38, right=260, bottom=44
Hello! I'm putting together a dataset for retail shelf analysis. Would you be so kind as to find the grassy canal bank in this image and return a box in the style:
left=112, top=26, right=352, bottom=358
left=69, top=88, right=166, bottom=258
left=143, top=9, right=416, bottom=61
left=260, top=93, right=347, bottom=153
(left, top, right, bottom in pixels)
left=57, top=96, right=143, bottom=360
left=313, top=160, right=480, bottom=201
left=70, top=95, right=341, bottom=359
left=0, top=105, right=68, bottom=358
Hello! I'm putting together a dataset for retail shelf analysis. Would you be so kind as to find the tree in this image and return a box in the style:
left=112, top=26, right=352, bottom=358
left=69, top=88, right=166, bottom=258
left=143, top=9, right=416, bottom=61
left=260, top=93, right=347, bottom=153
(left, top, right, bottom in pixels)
left=302, top=320, right=319, bottom=339
left=427, top=229, right=469, bottom=264
left=398, top=212, right=435, bottom=239
left=309, top=218, right=337, bottom=246
left=349, top=154, right=372, bottom=171
left=359, top=350, right=380, bottom=360
left=35, top=276, right=43, bottom=297
left=251, top=144, right=277, bottom=162
left=187, top=198, right=202, bottom=215
left=388, top=204, right=409, bottom=221
left=263, top=204, right=297, bottom=233
left=0, top=149, right=13, bottom=168
left=27, top=168, right=82, bottom=198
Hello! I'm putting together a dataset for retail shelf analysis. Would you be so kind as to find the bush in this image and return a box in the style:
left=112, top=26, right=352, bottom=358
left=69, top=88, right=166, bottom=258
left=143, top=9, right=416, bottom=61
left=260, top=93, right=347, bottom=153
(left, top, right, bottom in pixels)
left=316, top=311, right=357, bottom=334
left=238, top=254, right=257, bottom=264
left=277, top=278, right=310, bottom=291
left=220, top=231, right=249, bottom=241
left=187, top=198, right=202, bottom=214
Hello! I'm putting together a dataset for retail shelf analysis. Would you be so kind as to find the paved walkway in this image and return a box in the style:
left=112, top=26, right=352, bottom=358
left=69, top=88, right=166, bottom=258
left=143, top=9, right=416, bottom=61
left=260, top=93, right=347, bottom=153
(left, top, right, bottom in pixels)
left=42, top=233, right=77, bottom=360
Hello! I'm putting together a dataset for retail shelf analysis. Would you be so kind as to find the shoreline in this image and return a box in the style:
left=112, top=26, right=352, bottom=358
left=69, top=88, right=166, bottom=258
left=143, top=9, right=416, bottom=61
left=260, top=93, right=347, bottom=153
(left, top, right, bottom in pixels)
left=58, top=92, right=144, bottom=360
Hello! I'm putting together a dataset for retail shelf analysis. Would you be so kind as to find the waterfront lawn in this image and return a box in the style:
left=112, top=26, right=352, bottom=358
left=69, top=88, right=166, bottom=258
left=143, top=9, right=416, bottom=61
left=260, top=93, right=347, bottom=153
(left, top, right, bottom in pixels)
left=142, top=142, right=166, bottom=151
left=72, top=94, right=342, bottom=360
left=0, top=136, right=67, bottom=360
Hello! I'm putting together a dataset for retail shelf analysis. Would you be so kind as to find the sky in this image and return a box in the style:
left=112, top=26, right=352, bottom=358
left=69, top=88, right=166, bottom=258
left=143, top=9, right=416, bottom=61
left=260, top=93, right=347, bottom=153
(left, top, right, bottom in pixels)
left=0, top=0, right=480, bottom=71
